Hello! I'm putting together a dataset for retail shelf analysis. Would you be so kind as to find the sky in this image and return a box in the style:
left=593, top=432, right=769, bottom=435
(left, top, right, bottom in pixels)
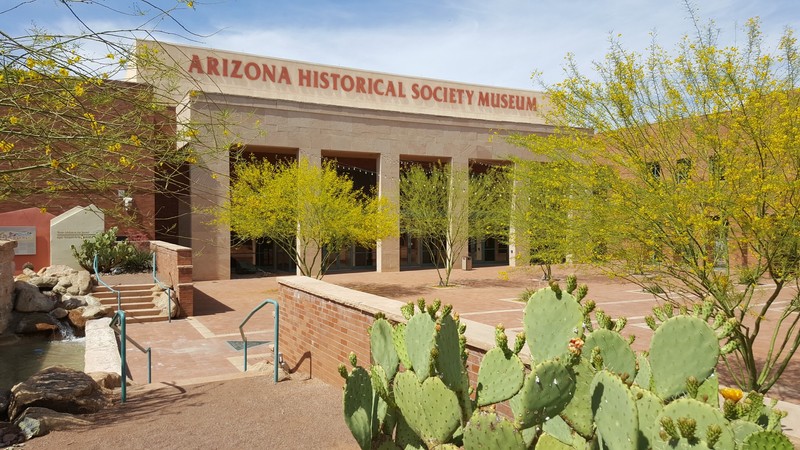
left=2, top=0, right=799, bottom=90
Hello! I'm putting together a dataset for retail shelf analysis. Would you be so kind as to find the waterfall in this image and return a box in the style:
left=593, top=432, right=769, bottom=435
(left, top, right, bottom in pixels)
left=54, top=319, right=80, bottom=342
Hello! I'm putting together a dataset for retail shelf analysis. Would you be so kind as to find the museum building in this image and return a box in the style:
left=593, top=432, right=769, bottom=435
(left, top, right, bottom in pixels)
left=129, top=41, right=556, bottom=281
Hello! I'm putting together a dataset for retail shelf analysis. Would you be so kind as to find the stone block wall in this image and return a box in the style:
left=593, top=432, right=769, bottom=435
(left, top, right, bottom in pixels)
left=276, top=276, right=506, bottom=388
left=150, top=240, right=193, bottom=316
left=0, top=241, right=17, bottom=335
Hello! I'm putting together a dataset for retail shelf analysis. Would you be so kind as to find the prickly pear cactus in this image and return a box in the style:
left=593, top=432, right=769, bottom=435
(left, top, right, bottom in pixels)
left=591, top=369, right=639, bottom=450
left=463, top=411, right=526, bottom=450
left=393, top=370, right=462, bottom=448
left=741, top=430, right=794, bottom=450
left=583, top=328, right=636, bottom=380
left=511, top=359, right=577, bottom=429
left=475, top=326, right=525, bottom=407
left=342, top=365, right=380, bottom=450
left=655, top=398, right=735, bottom=450
left=523, top=286, right=584, bottom=363
left=649, top=316, right=719, bottom=400
left=370, top=318, right=399, bottom=380
left=558, top=358, right=595, bottom=438
left=630, top=385, right=663, bottom=449
left=405, top=310, right=437, bottom=381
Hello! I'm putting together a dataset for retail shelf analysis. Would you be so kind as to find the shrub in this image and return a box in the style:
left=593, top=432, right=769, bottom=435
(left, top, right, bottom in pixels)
left=71, top=227, right=152, bottom=273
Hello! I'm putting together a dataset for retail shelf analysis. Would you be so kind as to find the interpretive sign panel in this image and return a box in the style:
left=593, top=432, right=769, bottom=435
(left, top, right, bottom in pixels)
left=50, top=205, right=104, bottom=269
left=0, top=227, right=36, bottom=255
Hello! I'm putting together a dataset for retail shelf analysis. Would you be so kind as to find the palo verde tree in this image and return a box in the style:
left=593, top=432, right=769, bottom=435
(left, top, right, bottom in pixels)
left=400, top=162, right=510, bottom=286
left=222, top=158, right=397, bottom=279
left=511, top=16, right=800, bottom=394
left=0, top=1, right=245, bottom=225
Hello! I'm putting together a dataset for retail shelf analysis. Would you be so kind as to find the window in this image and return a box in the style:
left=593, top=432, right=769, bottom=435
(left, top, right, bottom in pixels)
left=646, top=161, right=661, bottom=179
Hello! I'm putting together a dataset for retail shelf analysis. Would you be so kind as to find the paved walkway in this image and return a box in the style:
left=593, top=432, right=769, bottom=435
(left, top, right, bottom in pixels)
left=115, top=264, right=800, bottom=440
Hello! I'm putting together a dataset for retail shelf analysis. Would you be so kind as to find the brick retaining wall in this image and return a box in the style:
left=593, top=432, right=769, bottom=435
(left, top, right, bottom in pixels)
left=150, top=240, right=193, bottom=316
left=276, top=276, right=513, bottom=388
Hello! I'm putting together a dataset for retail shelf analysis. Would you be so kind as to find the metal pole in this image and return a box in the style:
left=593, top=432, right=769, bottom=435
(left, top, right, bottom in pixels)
left=120, top=311, right=127, bottom=403
left=273, top=302, right=280, bottom=384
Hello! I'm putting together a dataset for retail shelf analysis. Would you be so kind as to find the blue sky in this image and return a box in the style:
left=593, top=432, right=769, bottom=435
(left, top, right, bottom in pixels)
left=3, top=0, right=798, bottom=89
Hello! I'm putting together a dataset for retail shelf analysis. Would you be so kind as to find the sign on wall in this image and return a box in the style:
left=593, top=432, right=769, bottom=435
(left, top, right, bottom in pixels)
left=0, top=226, right=36, bottom=255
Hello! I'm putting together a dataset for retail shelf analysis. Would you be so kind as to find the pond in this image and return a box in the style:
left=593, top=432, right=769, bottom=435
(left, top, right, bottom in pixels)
left=0, top=332, right=85, bottom=390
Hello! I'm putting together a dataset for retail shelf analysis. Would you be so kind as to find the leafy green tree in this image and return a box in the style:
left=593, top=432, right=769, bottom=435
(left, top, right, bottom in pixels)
left=222, top=158, right=397, bottom=279
left=511, top=18, right=800, bottom=394
left=0, top=1, right=242, bottom=223
left=400, top=162, right=510, bottom=286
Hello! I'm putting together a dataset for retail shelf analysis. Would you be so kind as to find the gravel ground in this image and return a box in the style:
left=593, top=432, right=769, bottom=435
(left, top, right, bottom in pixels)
left=18, top=375, right=357, bottom=450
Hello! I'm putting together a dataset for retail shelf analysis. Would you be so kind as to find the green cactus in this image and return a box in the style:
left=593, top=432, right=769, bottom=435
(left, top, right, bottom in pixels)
left=656, top=398, right=735, bottom=450
left=649, top=316, right=719, bottom=400
left=523, top=286, right=584, bottom=363
left=393, top=370, right=462, bottom=448
left=371, top=318, right=399, bottom=380
left=741, top=430, right=794, bottom=450
left=435, top=312, right=472, bottom=421
left=731, top=419, right=763, bottom=447
left=591, top=369, right=639, bottom=450
left=633, top=353, right=652, bottom=389
left=475, top=345, right=525, bottom=407
left=535, top=432, right=578, bottom=450
left=583, top=328, right=637, bottom=380
left=343, top=366, right=380, bottom=450
left=511, top=359, right=577, bottom=429
left=463, top=411, right=526, bottom=450
left=631, top=385, right=663, bottom=450
left=393, top=322, right=412, bottom=369
left=559, top=358, right=595, bottom=439
left=405, top=311, right=438, bottom=381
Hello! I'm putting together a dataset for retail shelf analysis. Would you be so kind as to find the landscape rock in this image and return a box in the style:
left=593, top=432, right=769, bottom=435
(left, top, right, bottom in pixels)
left=15, top=313, right=58, bottom=334
left=13, top=281, right=55, bottom=313
left=25, top=276, right=59, bottom=289
left=50, top=308, right=68, bottom=320
left=58, top=295, right=87, bottom=310
left=66, top=309, right=88, bottom=330
left=14, top=407, right=91, bottom=440
left=153, top=291, right=180, bottom=318
left=0, top=422, right=24, bottom=446
left=8, top=366, right=110, bottom=421
left=249, top=360, right=291, bottom=381
left=0, top=389, right=9, bottom=420
left=87, top=372, right=122, bottom=390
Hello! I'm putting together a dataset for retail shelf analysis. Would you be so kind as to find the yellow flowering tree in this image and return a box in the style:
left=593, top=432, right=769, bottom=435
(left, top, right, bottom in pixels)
left=511, top=18, right=800, bottom=394
left=0, top=1, right=243, bottom=223
left=222, top=158, right=398, bottom=279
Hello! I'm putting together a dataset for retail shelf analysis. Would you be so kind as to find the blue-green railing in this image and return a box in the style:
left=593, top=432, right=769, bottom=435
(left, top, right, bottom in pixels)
left=151, top=252, right=174, bottom=323
left=93, top=254, right=121, bottom=311
left=239, top=299, right=280, bottom=384
left=110, top=310, right=152, bottom=403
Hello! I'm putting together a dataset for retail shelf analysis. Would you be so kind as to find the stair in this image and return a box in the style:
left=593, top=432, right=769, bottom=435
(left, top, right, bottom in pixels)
left=91, top=283, right=169, bottom=323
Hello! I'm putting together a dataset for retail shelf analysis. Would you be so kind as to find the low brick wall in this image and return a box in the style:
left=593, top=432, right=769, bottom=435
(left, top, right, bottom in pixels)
left=150, top=240, right=194, bottom=316
left=0, top=241, right=16, bottom=335
left=277, top=276, right=508, bottom=388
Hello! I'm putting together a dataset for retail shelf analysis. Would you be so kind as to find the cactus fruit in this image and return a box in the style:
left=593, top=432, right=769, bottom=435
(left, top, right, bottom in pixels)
left=463, top=411, right=526, bottom=450
left=405, top=311, right=437, bottom=381
left=370, top=318, right=399, bottom=380
left=512, top=359, right=577, bottom=429
left=523, top=286, right=584, bottom=363
left=343, top=366, right=380, bottom=450
left=475, top=346, right=525, bottom=407
left=649, top=316, right=719, bottom=400
left=583, top=328, right=637, bottom=380
left=591, top=370, right=639, bottom=450
left=657, top=398, right=735, bottom=450
left=741, top=430, right=794, bottom=450
left=393, top=370, right=462, bottom=448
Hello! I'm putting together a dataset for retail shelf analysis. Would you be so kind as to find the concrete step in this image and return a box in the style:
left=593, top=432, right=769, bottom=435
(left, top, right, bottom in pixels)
left=94, top=283, right=155, bottom=292
left=124, top=314, right=168, bottom=323
left=98, top=295, right=155, bottom=304
left=92, top=289, right=156, bottom=299
left=100, top=301, right=156, bottom=311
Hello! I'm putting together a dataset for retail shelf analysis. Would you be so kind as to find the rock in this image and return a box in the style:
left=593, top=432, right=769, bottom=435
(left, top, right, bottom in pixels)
left=67, top=309, right=88, bottom=330
left=0, top=389, right=9, bottom=421
left=84, top=295, right=102, bottom=308
left=58, top=295, right=88, bottom=310
left=38, top=265, right=76, bottom=278
left=26, top=276, right=59, bottom=289
left=153, top=291, right=180, bottom=318
left=0, top=422, right=24, bottom=446
left=87, top=372, right=122, bottom=390
left=51, top=308, right=68, bottom=320
left=15, top=313, right=58, bottom=334
left=13, top=281, right=56, bottom=313
left=8, top=366, right=110, bottom=421
left=14, top=407, right=92, bottom=439
left=249, top=360, right=291, bottom=381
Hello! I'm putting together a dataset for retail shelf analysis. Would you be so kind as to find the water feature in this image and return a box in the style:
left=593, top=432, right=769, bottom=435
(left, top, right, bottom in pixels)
left=0, top=332, right=85, bottom=390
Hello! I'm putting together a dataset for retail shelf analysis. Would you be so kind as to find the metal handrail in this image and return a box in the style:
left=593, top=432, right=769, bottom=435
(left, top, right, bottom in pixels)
left=110, top=310, right=152, bottom=403
left=151, top=252, right=174, bottom=323
left=239, top=299, right=280, bottom=384
left=94, top=254, right=121, bottom=311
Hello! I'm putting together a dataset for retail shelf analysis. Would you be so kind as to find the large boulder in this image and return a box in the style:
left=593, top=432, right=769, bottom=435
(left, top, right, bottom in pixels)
left=0, top=389, right=9, bottom=421
left=7, top=366, right=110, bottom=421
left=14, top=407, right=91, bottom=440
left=58, top=294, right=88, bottom=310
left=15, top=313, right=58, bottom=335
left=13, top=281, right=56, bottom=313
left=0, top=422, right=24, bottom=446
left=51, top=271, right=92, bottom=296
left=153, top=291, right=180, bottom=318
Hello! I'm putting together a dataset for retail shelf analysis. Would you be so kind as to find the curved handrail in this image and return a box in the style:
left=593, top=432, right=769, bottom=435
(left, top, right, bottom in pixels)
left=239, top=299, right=280, bottom=384
left=110, top=311, right=152, bottom=403
left=151, top=252, right=174, bottom=323
left=94, top=254, right=121, bottom=311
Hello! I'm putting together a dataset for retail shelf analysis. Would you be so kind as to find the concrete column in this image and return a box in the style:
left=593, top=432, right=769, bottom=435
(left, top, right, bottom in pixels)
left=297, top=148, right=322, bottom=277
left=377, top=153, right=400, bottom=272
left=509, top=164, right=530, bottom=267
left=449, top=159, right=470, bottom=270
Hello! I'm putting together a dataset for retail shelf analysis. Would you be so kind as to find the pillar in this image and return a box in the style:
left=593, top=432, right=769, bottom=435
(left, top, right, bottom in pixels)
left=297, top=148, right=322, bottom=277
left=377, top=153, right=400, bottom=272
left=449, top=159, right=470, bottom=270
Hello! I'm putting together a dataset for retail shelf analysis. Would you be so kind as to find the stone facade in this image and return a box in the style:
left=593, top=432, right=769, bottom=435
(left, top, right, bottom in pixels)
left=0, top=240, right=16, bottom=334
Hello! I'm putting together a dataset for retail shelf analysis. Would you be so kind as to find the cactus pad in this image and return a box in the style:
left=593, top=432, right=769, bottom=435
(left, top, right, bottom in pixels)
left=631, top=385, right=663, bottom=450
left=524, top=287, right=584, bottom=363
left=584, top=328, right=637, bottom=380
left=731, top=420, right=763, bottom=447
left=393, top=323, right=412, bottom=370
left=535, top=432, right=575, bottom=450
left=405, top=312, right=437, bottom=381
left=511, top=359, right=576, bottom=429
left=559, top=358, right=595, bottom=438
left=393, top=370, right=461, bottom=448
left=463, top=411, right=526, bottom=450
left=343, top=366, right=377, bottom=450
left=657, top=398, right=735, bottom=450
left=476, top=346, right=525, bottom=407
left=591, top=369, right=639, bottom=450
left=741, top=430, right=794, bottom=450
left=633, top=353, right=652, bottom=389
left=371, top=318, right=399, bottom=380
left=649, top=316, right=719, bottom=400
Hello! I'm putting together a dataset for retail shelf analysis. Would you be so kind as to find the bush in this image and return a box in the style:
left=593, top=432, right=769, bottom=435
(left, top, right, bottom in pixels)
left=71, top=227, right=152, bottom=274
